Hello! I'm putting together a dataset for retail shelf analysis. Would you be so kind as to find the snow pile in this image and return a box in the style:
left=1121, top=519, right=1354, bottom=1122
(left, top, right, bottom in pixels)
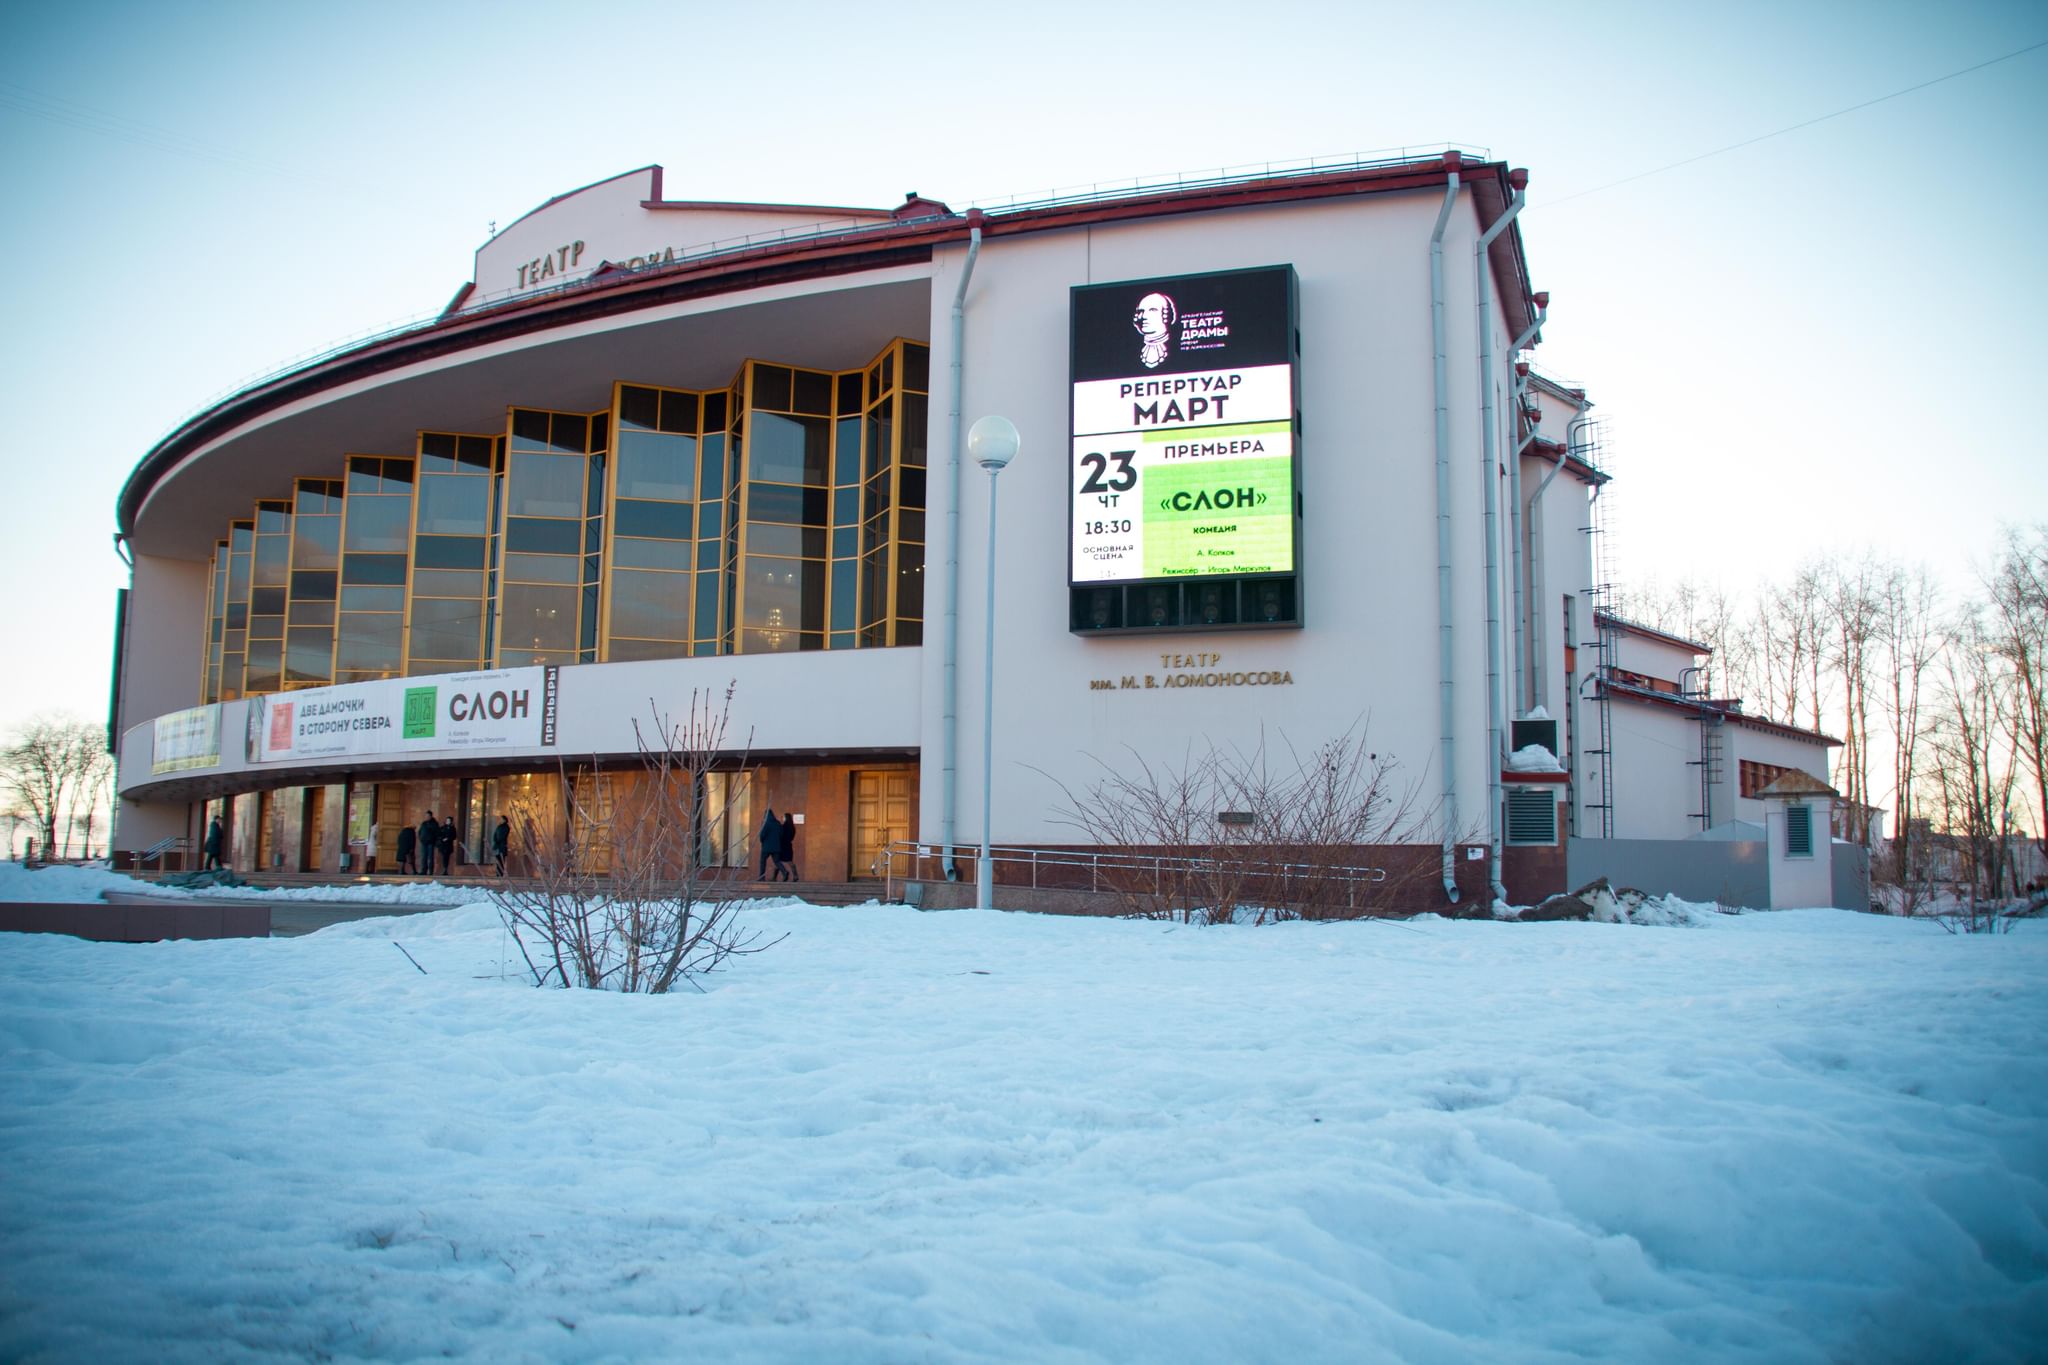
left=0, top=861, right=155, bottom=903
left=2, top=905, right=2043, bottom=1362
left=1505, top=744, right=1564, bottom=772
left=1585, top=885, right=1726, bottom=927
left=0, top=861, right=479, bottom=908
left=184, top=878, right=476, bottom=906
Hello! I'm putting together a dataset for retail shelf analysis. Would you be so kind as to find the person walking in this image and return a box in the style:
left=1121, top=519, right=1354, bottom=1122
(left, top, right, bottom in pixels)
left=777, top=811, right=799, bottom=882
left=366, top=819, right=381, bottom=875
left=418, top=811, right=440, bottom=879
left=438, top=819, right=457, bottom=875
left=756, top=807, right=781, bottom=881
left=202, top=816, right=224, bottom=871
left=395, top=822, right=417, bottom=874
left=491, top=815, right=510, bottom=875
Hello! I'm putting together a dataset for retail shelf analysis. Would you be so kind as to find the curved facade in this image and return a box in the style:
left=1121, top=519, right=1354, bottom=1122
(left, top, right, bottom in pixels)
left=112, top=154, right=1601, bottom=903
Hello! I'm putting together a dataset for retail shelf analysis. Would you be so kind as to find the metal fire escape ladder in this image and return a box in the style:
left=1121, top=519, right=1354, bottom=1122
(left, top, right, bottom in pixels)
left=1682, top=665, right=1724, bottom=832
left=1578, top=420, right=1616, bottom=840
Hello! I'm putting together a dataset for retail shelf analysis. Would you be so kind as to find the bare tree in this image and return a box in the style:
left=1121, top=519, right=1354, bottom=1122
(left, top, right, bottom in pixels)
left=1047, top=723, right=1440, bottom=923
left=1821, top=556, right=1883, bottom=845
left=1926, top=608, right=2020, bottom=903
left=1984, top=525, right=2048, bottom=869
left=491, top=686, right=783, bottom=993
left=1876, top=560, right=1943, bottom=881
left=1, top=717, right=108, bottom=861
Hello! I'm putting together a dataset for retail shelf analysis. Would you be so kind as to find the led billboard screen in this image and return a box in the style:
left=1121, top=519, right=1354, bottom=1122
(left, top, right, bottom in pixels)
left=1069, top=265, right=1299, bottom=588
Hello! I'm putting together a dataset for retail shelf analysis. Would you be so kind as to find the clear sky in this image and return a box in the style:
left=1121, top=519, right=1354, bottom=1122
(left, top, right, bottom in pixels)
left=1, top=0, right=2042, bottom=737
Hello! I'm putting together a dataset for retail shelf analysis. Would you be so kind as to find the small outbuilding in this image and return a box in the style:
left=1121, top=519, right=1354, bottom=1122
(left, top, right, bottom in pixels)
left=1754, top=770, right=1839, bottom=910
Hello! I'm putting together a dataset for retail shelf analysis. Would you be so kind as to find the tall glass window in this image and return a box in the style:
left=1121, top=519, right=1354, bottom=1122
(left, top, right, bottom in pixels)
left=498, top=408, right=606, bottom=668
left=737, top=361, right=830, bottom=654
left=220, top=520, right=252, bottom=700
left=335, top=456, right=414, bottom=683
left=284, top=478, right=342, bottom=688
left=408, top=432, right=499, bottom=675
left=202, top=542, right=228, bottom=704
left=244, top=499, right=291, bottom=695
left=605, top=384, right=700, bottom=663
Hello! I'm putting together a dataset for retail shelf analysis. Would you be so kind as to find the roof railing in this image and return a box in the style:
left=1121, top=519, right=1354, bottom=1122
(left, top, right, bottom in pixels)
left=144, top=144, right=1491, bottom=454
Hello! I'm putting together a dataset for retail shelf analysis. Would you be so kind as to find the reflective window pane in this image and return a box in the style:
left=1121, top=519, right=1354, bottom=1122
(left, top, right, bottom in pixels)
left=417, top=476, right=490, bottom=535
left=613, top=537, right=695, bottom=572
left=345, top=496, right=412, bottom=553
left=608, top=569, right=690, bottom=640
left=508, top=452, right=585, bottom=517
left=409, top=598, right=484, bottom=662
left=501, top=584, right=578, bottom=653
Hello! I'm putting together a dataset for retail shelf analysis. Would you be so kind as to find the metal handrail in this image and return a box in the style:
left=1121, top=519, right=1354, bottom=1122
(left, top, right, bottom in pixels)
left=879, top=840, right=1388, bottom=905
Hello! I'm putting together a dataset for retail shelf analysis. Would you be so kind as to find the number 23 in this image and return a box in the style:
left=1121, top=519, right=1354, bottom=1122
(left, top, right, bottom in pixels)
left=1078, top=450, right=1136, bottom=494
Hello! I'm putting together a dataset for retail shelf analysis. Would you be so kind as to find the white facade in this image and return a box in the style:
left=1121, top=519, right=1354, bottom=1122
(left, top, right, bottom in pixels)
left=111, top=154, right=1635, bottom=905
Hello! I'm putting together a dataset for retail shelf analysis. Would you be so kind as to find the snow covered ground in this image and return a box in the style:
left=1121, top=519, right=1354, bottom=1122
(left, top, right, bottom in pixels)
left=1, top=894, right=2043, bottom=1362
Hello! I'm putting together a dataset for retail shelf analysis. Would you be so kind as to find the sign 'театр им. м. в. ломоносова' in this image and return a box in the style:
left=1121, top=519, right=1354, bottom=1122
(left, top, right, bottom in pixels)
left=1068, top=265, right=1299, bottom=585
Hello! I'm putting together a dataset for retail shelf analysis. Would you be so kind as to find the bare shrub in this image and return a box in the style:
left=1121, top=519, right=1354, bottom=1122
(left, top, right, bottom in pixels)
left=492, top=686, right=782, bottom=992
left=1047, top=723, right=1439, bottom=923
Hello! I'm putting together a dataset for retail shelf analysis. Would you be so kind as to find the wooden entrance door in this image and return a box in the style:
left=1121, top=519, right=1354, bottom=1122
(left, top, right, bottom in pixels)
left=302, top=788, right=325, bottom=872
left=850, top=770, right=911, bottom=879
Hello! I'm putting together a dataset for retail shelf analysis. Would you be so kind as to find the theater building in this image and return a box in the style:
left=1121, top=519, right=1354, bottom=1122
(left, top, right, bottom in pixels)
left=110, top=151, right=1612, bottom=907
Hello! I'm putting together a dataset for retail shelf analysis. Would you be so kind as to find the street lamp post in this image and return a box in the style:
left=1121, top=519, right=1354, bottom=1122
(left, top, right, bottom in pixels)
left=966, top=415, right=1019, bottom=912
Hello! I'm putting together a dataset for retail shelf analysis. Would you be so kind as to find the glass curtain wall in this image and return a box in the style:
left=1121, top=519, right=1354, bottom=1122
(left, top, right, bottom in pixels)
left=284, top=478, right=342, bottom=689
left=408, top=432, right=500, bottom=674
left=191, top=340, right=929, bottom=703
left=498, top=409, right=607, bottom=668
left=334, top=456, right=414, bottom=683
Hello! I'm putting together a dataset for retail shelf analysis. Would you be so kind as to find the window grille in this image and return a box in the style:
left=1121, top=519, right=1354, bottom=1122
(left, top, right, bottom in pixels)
left=1785, top=804, right=1813, bottom=858
left=1506, top=789, right=1558, bottom=846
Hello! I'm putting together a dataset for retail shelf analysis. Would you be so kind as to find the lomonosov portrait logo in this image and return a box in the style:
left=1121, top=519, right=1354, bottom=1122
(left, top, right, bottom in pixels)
left=1132, top=292, right=1176, bottom=369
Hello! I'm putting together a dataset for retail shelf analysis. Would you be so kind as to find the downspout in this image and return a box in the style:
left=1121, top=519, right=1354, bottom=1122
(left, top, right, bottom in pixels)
left=1429, top=157, right=1462, bottom=905
left=939, top=214, right=983, bottom=881
left=1531, top=401, right=1593, bottom=707
left=1505, top=296, right=1546, bottom=713
left=1476, top=171, right=1527, bottom=907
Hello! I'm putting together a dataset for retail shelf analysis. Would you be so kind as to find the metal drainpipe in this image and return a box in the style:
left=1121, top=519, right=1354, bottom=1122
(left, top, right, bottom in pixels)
left=1476, top=176, right=1527, bottom=907
left=1429, top=160, right=1462, bottom=905
left=939, top=216, right=983, bottom=881
left=1505, top=300, right=1545, bottom=715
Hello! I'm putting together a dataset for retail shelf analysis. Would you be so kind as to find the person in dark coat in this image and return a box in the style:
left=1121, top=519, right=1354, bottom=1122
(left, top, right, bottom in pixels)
left=491, top=815, right=510, bottom=875
left=777, top=812, right=799, bottom=882
left=395, top=822, right=417, bottom=875
left=203, top=817, right=225, bottom=871
left=418, top=812, right=440, bottom=879
left=756, top=807, right=781, bottom=880
left=438, top=819, right=457, bottom=874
